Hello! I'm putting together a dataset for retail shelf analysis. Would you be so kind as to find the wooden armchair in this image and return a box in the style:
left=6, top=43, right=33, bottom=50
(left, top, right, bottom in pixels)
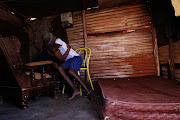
left=0, top=35, right=60, bottom=109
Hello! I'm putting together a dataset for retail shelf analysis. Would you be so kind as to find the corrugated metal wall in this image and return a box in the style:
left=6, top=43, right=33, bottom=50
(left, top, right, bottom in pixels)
left=85, top=3, right=156, bottom=80
left=26, top=2, right=157, bottom=81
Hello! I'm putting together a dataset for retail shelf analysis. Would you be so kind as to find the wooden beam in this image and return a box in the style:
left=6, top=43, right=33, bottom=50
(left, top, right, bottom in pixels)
left=169, top=37, right=175, bottom=80
left=82, top=10, right=88, bottom=81
left=0, top=2, right=27, bottom=20
left=0, top=96, right=3, bottom=104
left=82, top=10, right=87, bottom=47
left=81, top=0, right=87, bottom=10
left=149, top=1, right=160, bottom=76
left=152, top=27, right=160, bottom=76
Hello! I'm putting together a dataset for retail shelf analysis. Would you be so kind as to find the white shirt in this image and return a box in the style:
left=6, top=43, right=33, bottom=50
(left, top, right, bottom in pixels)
left=55, top=38, right=79, bottom=61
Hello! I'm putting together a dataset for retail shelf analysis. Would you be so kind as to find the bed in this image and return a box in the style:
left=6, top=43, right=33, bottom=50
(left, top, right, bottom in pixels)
left=98, top=76, right=180, bottom=120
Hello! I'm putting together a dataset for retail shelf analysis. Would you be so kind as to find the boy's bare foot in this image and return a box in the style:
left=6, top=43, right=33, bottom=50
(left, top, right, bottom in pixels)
left=68, top=90, right=80, bottom=100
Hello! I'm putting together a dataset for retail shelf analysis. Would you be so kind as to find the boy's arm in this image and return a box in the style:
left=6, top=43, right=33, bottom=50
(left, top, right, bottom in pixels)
left=54, top=44, right=71, bottom=62
left=54, top=49, right=65, bottom=62
left=45, top=44, right=61, bottom=53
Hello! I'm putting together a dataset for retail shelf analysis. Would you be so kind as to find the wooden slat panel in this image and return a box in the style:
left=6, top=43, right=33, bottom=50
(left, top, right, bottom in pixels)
left=66, top=11, right=84, bottom=50
left=158, top=45, right=169, bottom=64
left=86, top=3, right=151, bottom=34
left=158, top=40, right=180, bottom=80
left=175, top=69, right=180, bottom=82
left=173, top=40, right=180, bottom=63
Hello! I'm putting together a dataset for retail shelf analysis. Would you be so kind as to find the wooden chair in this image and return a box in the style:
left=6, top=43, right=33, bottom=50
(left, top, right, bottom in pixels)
left=0, top=35, right=60, bottom=109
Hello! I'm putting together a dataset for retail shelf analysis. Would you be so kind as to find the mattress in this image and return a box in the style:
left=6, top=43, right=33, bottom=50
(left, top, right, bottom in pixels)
left=98, top=76, right=180, bottom=120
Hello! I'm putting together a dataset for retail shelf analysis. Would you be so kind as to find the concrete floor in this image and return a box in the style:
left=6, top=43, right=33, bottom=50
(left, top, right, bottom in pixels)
left=0, top=94, right=100, bottom=120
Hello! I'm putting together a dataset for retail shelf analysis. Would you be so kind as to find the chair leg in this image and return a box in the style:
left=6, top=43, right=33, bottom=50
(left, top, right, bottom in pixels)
left=21, top=91, right=28, bottom=109
left=79, top=85, right=82, bottom=96
left=53, top=90, right=59, bottom=99
left=53, top=82, right=60, bottom=99
left=87, top=68, right=94, bottom=90
left=77, top=71, right=80, bottom=76
left=62, top=84, right=65, bottom=94
left=0, top=96, right=3, bottom=104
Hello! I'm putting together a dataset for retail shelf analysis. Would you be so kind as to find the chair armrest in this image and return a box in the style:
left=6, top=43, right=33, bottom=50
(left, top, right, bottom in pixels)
left=25, top=60, right=53, bottom=69
left=24, top=60, right=54, bottom=86
left=25, top=60, right=53, bottom=66
left=13, top=60, right=53, bottom=70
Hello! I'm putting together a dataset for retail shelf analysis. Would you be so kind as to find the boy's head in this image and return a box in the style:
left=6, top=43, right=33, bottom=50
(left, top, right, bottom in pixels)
left=42, top=32, right=56, bottom=45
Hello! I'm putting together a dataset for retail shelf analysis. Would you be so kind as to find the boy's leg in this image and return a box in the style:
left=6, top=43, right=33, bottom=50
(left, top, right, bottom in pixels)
left=58, top=65, right=80, bottom=100
left=68, top=67, right=90, bottom=92
left=68, top=67, right=97, bottom=101
left=68, top=56, right=90, bottom=92
left=68, top=56, right=97, bottom=101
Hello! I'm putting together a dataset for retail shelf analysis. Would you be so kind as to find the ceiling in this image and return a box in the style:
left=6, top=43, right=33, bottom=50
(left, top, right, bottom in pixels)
left=0, top=0, right=84, bottom=18
left=0, top=0, right=142, bottom=19
left=98, top=0, right=141, bottom=9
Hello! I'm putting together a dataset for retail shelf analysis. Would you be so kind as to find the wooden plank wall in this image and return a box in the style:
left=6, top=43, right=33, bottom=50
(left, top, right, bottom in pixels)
left=158, top=45, right=170, bottom=64
left=175, top=68, right=180, bottom=82
left=85, top=3, right=156, bottom=80
left=158, top=45, right=169, bottom=79
left=158, top=40, right=180, bottom=81
left=173, top=41, right=180, bottom=63
left=66, top=11, right=84, bottom=50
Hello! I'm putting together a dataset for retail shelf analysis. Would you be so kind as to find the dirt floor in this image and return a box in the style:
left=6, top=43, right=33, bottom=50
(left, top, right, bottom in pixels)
left=0, top=93, right=100, bottom=120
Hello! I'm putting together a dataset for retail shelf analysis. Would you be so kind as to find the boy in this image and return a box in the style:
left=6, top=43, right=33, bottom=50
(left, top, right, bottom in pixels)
left=42, top=32, right=95, bottom=100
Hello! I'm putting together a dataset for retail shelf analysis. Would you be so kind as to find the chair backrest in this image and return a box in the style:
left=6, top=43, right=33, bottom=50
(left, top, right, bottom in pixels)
left=75, top=47, right=91, bottom=68
left=0, top=35, right=30, bottom=88
left=0, top=36, right=22, bottom=70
